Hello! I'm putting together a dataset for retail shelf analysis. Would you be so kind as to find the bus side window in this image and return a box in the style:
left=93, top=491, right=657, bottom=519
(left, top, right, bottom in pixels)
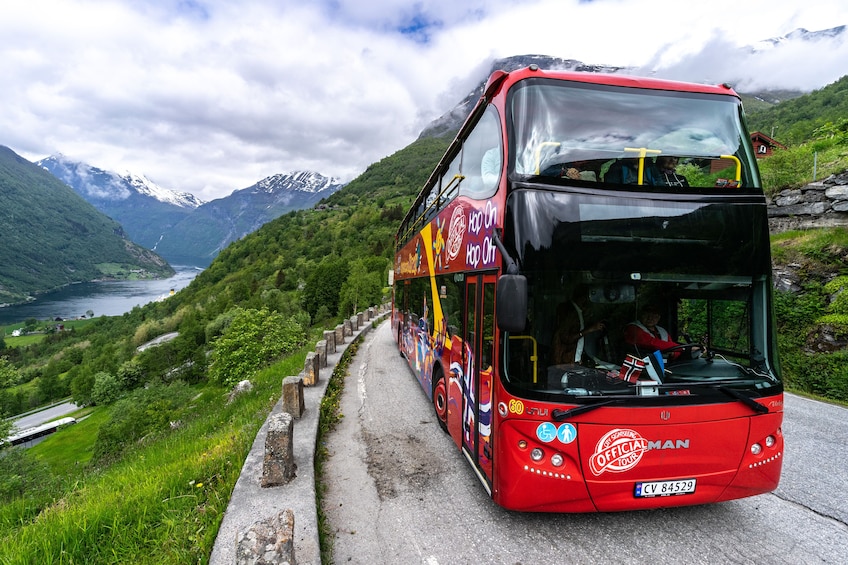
left=461, top=105, right=502, bottom=200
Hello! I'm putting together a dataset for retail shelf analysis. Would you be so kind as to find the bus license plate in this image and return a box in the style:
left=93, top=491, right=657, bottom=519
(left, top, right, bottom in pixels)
left=635, top=479, right=696, bottom=498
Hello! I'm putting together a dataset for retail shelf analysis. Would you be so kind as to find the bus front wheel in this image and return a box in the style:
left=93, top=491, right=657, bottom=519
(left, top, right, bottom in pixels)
left=433, top=369, right=448, bottom=433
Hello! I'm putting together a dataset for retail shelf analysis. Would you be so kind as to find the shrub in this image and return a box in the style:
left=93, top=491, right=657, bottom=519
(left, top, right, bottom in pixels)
left=209, top=308, right=309, bottom=387
left=91, top=371, right=124, bottom=405
left=91, top=381, right=194, bottom=463
left=0, top=448, right=57, bottom=504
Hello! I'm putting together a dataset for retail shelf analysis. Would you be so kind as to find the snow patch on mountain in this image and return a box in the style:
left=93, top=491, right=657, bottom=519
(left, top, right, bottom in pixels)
left=124, top=172, right=203, bottom=208
left=37, top=154, right=203, bottom=209
left=750, top=25, right=847, bottom=52
left=253, top=171, right=341, bottom=194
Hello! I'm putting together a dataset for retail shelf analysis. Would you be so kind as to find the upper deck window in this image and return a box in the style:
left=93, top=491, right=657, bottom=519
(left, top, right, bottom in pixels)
left=508, top=79, right=760, bottom=191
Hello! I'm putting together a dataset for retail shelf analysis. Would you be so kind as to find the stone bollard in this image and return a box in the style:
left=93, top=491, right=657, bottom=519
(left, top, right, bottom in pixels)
left=344, top=318, right=353, bottom=336
left=323, top=329, right=336, bottom=354
left=261, top=413, right=296, bottom=487
left=348, top=316, right=357, bottom=333
left=335, top=324, right=345, bottom=344
left=235, top=509, right=295, bottom=565
left=281, top=376, right=304, bottom=418
left=315, top=339, right=327, bottom=368
left=357, top=312, right=364, bottom=327
left=303, top=352, right=319, bottom=386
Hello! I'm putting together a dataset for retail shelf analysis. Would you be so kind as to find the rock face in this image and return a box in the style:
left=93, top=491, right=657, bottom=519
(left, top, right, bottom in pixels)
left=768, top=171, right=848, bottom=355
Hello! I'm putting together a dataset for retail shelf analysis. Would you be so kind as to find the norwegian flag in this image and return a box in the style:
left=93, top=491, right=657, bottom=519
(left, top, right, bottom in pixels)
left=618, top=354, right=645, bottom=383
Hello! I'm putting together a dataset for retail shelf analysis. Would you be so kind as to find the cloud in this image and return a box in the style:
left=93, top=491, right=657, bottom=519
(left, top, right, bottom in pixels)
left=1, top=0, right=847, bottom=201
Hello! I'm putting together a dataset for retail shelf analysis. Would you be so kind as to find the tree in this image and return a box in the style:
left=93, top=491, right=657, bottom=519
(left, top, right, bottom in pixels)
left=91, top=372, right=124, bottom=405
left=70, top=370, right=96, bottom=406
left=302, top=257, right=349, bottom=320
left=338, top=259, right=383, bottom=317
left=0, top=357, right=20, bottom=389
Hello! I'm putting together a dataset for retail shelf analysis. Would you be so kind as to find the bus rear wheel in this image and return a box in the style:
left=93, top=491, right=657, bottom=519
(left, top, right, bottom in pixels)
left=433, top=369, right=448, bottom=433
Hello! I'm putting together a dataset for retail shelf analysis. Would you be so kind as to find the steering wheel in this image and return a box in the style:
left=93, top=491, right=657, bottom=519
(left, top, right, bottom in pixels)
left=662, top=343, right=702, bottom=362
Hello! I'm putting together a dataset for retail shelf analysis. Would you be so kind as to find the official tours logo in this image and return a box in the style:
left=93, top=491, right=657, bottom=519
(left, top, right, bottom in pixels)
left=589, top=428, right=648, bottom=476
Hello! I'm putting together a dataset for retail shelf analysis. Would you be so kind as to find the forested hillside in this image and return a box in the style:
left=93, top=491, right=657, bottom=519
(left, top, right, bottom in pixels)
left=746, top=74, right=848, bottom=144
left=0, top=147, right=173, bottom=305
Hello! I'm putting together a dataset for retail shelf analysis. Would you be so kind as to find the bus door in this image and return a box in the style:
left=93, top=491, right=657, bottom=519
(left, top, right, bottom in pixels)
left=462, top=274, right=496, bottom=484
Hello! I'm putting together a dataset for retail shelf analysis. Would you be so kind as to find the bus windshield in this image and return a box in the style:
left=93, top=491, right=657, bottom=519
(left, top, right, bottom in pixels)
left=509, top=78, right=759, bottom=190
left=502, top=189, right=780, bottom=401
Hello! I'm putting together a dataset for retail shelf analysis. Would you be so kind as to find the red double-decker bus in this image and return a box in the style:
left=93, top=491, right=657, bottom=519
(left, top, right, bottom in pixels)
left=392, top=65, right=783, bottom=512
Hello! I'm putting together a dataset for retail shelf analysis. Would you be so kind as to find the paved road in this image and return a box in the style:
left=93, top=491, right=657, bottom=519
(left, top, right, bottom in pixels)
left=9, top=401, right=78, bottom=433
left=322, top=322, right=848, bottom=564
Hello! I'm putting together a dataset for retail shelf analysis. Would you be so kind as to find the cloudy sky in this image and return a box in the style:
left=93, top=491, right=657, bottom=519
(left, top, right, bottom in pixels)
left=3, top=0, right=847, bottom=201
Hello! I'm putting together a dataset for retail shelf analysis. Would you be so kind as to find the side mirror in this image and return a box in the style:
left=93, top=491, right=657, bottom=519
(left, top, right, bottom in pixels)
left=496, top=274, right=527, bottom=333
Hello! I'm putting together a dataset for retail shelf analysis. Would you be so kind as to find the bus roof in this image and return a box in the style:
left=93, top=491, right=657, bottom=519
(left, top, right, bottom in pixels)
left=490, top=65, right=741, bottom=99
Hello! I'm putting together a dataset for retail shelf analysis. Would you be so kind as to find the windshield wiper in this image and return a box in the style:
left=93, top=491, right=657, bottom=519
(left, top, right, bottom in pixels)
left=552, top=399, right=617, bottom=421
left=716, top=386, right=769, bottom=414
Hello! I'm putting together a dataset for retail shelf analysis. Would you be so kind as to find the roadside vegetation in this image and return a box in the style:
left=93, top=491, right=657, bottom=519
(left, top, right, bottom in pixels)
left=0, top=76, right=847, bottom=562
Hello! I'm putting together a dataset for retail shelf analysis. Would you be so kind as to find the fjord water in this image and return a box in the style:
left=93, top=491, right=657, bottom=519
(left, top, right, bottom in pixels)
left=0, top=265, right=202, bottom=325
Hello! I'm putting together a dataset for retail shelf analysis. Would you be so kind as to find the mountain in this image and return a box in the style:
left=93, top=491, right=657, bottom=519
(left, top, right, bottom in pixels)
left=152, top=171, right=344, bottom=265
left=750, top=25, right=847, bottom=51
left=36, top=155, right=203, bottom=255
left=38, top=156, right=344, bottom=266
left=0, top=146, right=173, bottom=305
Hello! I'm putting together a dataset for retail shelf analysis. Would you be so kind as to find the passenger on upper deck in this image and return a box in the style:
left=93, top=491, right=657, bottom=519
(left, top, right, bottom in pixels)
left=541, top=160, right=598, bottom=181
left=604, top=158, right=660, bottom=186
left=654, top=156, right=690, bottom=188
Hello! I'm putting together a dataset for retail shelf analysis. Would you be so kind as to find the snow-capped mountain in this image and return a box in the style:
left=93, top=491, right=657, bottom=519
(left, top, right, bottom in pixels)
left=123, top=172, right=204, bottom=209
left=37, top=155, right=203, bottom=209
left=152, top=171, right=344, bottom=265
left=254, top=171, right=340, bottom=194
left=37, top=156, right=343, bottom=265
left=751, top=25, right=847, bottom=52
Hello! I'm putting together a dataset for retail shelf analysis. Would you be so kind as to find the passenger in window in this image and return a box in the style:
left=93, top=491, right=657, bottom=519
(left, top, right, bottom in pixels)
left=541, top=160, right=597, bottom=181
left=604, top=158, right=659, bottom=185
left=654, top=156, right=690, bottom=188
left=551, top=288, right=607, bottom=365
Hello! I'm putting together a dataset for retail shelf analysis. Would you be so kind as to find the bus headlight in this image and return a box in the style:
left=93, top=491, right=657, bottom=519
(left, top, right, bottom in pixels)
left=751, top=443, right=762, bottom=455
left=765, top=435, right=776, bottom=448
left=550, top=453, right=564, bottom=467
left=530, top=448, right=544, bottom=462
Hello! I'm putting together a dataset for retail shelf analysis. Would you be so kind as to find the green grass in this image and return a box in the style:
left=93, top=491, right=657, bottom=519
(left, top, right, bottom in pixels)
left=4, top=334, right=46, bottom=347
left=770, top=227, right=848, bottom=270
left=759, top=140, right=848, bottom=195
left=30, top=408, right=108, bottom=475
left=0, top=350, right=308, bottom=564
left=3, top=318, right=96, bottom=348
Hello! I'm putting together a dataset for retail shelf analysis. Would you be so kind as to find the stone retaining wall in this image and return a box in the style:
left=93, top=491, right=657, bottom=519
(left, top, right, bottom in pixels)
left=768, top=171, right=848, bottom=232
